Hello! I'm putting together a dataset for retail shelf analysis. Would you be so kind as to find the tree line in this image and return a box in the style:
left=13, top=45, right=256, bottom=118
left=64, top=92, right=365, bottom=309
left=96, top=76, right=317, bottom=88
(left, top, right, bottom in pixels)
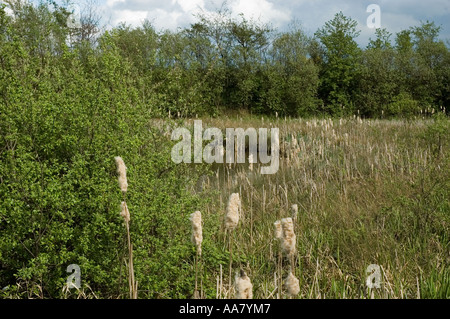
left=1, top=0, right=449, bottom=119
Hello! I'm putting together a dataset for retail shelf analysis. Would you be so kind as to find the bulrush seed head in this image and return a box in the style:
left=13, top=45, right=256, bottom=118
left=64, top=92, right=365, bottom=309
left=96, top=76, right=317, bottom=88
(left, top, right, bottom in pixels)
left=285, top=272, right=300, bottom=297
left=225, top=193, right=240, bottom=231
left=281, top=218, right=296, bottom=257
left=114, top=156, right=128, bottom=193
left=120, top=201, right=130, bottom=223
left=235, top=270, right=253, bottom=299
left=189, top=211, right=203, bottom=256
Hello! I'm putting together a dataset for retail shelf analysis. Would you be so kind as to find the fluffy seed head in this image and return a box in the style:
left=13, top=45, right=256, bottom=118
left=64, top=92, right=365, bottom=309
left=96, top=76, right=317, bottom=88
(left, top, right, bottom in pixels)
left=115, top=156, right=128, bottom=193
left=235, top=270, right=253, bottom=299
left=281, top=218, right=296, bottom=257
left=285, top=272, right=300, bottom=296
left=274, top=220, right=282, bottom=239
left=120, top=201, right=130, bottom=223
left=225, top=193, right=240, bottom=231
left=189, top=211, right=203, bottom=255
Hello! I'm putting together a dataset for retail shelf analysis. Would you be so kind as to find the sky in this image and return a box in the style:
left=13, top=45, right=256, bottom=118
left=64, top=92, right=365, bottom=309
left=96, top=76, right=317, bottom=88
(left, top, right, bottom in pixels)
left=27, top=0, right=450, bottom=47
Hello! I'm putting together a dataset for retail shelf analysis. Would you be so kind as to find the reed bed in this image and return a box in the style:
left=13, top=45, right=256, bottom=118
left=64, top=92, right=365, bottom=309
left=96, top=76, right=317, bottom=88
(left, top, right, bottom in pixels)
left=190, top=116, right=448, bottom=299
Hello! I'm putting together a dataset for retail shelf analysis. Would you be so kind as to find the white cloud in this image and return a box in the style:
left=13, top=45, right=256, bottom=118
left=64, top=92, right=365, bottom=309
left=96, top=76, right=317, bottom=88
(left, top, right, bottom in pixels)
left=104, top=0, right=291, bottom=31
left=175, top=0, right=205, bottom=13
left=380, top=12, right=420, bottom=34
left=146, top=9, right=184, bottom=31
left=228, top=0, right=291, bottom=27
left=112, top=9, right=148, bottom=27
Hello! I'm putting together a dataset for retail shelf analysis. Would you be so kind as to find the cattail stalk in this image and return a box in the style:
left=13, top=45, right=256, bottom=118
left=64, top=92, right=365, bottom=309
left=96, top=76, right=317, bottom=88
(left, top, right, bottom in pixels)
left=274, top=220, right=282, bottom=298
left=121, top=201, right=137, bottom=299
left=120, top=201, right=130, bottom=223
left=190, top=211, right=203, bottom=256
left=228, top=234, right=234, bottom=294
left=190, top=211, right=203, bottom=298
left=276, top=217, right=298, bottom=298
left=116, top=157, right=137, bottom=299
left=281, top=217, right=296, bottom=265
left=225, top=193, right=240, bottom=292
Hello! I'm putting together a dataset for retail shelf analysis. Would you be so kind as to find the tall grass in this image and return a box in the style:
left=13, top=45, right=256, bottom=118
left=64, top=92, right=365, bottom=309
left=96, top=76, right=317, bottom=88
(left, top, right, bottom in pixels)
left=192, top=115, right=449, bottom=299
left=52, top=117, right=447, bottom=299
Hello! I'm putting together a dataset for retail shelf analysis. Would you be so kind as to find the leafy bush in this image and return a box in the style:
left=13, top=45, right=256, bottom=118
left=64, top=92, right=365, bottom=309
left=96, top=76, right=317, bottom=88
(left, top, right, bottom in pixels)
left=0, top=13, right=208, bottom=297
left=385, top=92, right=419, bottom=117
left=421, top=112, right=450, bottom=157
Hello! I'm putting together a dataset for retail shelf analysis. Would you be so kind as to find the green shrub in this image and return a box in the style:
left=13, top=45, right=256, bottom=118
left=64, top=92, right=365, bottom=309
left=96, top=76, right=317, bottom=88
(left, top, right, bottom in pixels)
left=0, top=25, right=209, bottom=298
left=385, top=92, right=419, bottom=117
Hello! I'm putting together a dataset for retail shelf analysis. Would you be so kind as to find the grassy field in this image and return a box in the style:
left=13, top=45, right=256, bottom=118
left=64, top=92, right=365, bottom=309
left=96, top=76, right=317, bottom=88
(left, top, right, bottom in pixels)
left=2, top=114, right=448, bottom=299
left=179, top=114, right=449, bottom=299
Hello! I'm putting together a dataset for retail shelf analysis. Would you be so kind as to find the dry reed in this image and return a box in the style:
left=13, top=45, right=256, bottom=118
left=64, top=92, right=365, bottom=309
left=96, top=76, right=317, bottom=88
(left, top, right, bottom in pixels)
left=224, top=193, right=241, bottom=293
